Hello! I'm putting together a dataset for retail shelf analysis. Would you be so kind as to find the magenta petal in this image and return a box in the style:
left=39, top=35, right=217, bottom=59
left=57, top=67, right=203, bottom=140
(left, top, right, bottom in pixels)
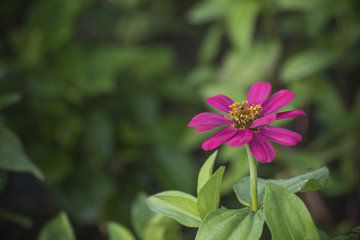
left=250, top=114, right=276, bottom=128
left=202, top=127, right=237, bottom=150
left=248, top=133, right=275, bottom=163
left=276, top=110, right=306, bottom=120
left=188, top=113, right=231, bottom=127
left=206, top=95, right=234, bottom=113
left=226, top=129, right=252, bottom=147
left=261, top=126, right=302, bottom=145
left=261, top=90, right=295, bottom=115
left=195, top=126, right=219, bottom=132
left=246, top=82, right=272, bottom=105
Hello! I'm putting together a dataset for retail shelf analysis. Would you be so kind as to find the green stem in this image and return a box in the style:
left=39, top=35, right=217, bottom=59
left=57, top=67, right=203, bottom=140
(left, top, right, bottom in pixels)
left=246, top=144, right=258, bottom=212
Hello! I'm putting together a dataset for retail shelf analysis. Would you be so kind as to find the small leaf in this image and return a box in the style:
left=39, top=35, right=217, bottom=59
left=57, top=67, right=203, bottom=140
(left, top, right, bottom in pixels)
left=219, top=40, right=281, bottom=87
left=352, top=226, right=360, bottom=234
left=233, top=167, right=330, bottom=206
left=195, top=208, right=264, bottom=240
left=107, top=222, right=136, bottom=240
left=332, top=234, right=360, bottom=240
left=318, top=229, right=331, bottom=240
left=281, top=48, right=337, bottom=82
left=225, top=0, right=259, bottom=51
left=147, top=191, right=201, bottom=227
left=0, top=125, right=44, bottom=180
left=264, top=183, right=319, bottom=240
left=197, top=166, right=225, bottom=219
left=277, top=0, right=324, bottom=11
left=0, top=93, right=21, bottom=110
left=38, top=212, right=75, bottom=240
left=197, top=150, right=217, bottom=195
left=153, top=146, right=197, bottom=193
left=0, top=207, right=33, bottom=228
left=198, top=25, right=222, bottom=64
left=131, top=192, right=156, bottom=239
left=187, top=0, right=231, bottom=25
left=144, top=215, right=180, bottom=240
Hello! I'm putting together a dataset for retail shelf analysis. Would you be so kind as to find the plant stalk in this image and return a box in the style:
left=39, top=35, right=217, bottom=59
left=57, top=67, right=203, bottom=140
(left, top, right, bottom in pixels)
left=246, top=144, right=258, bottom=212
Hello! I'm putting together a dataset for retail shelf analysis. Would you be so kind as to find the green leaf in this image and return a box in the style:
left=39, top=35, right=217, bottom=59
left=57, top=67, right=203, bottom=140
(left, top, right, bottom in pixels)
left=233, top=167, right=330, bottom=207
left=318, top=229, right=331, bottom=240
left=352, top=226, right=360, bottom=234
left=197, top=166, right=225, bottom=219
left=187, top=0, right=231, bottom=25
left=197, top=150, right=217, bottom=195
left=0, top=93, right=21, bottom=110
left=198, top=25, right=222, bottom=64
left=277, top=0, right=324, bottom=11
left=153, top=146, right=197, bottom=193
left=332, top=234, right=360, bottom=240
left=57, top=167, right=115, bottom=224
left=147, top=191, right=201, bottom=227
left=144, top=215, right=180, bottom=240
left=38, top=212, right=75, bottom=240
left=84, top=110, right=115, bottom=160
left=263, top=183, right=319, bottom=240
left=220, top=40, right=281, bottom=88
left=281, top=48, right=337, bottom=82
left=0, top=125, right=44, bottom=180
left=225, top=0, right=259, bottom=51
left=131, top=192, right=156, bottom=239
left=195, top=208, right=264, bottom=240
left=107, top=222, right=136, bottom=240
left=0, top=207, right=33, bottom=228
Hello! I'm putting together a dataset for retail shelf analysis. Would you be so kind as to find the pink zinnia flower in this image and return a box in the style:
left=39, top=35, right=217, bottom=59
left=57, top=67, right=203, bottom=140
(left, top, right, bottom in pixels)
left=188, top=82, right=305, bottom=163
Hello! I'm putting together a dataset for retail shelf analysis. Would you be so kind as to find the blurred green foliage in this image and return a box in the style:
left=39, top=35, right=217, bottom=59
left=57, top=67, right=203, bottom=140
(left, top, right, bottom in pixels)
left=0, top=0, right=359, bottom=239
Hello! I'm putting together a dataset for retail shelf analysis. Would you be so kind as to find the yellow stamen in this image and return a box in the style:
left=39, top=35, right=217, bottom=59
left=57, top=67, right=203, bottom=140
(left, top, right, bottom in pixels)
left=226, top=101, right=262, bottom=130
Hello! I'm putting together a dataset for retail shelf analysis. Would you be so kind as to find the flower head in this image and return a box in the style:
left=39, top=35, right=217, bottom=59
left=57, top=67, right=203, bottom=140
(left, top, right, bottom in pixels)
left=188, top=82, right=305, bottom=163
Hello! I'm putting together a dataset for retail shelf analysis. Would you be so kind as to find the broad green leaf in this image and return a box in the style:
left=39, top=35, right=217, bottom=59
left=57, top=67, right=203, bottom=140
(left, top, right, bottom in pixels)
left=0, top=93, right=21, bottom=110
left=144, top=215, right=180, bottom=240
left=195, top=208, right=264, bottom=240
left=0, top=125, right=44, bottom=180
left=226, top=0, right=259, bottom=51
left=131, top=192, right=156, bottom=239
left=197, top=166, right=225, bottom=219
left=197, top=150, right=217, bottom=195
left=233, top=167, right=330, bottom=206
left=264, top=183, right=319, bottom=240
left=187, top=0, right=231, bottom=25
left=147, top=191, right=201, bottom=227
left=38, top=212, right=75, bottom=240
left=107, top=222, right=136, bottom=240
left=281, top=49, right=337, bottom=82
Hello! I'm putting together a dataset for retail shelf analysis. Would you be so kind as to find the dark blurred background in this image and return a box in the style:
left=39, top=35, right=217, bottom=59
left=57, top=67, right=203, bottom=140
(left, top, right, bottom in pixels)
left=0, top=0, right=359, bottom=239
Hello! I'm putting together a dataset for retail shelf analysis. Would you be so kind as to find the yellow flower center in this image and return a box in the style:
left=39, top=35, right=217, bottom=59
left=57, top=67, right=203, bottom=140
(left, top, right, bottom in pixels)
left=226, top=100, right=262, bottom=130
